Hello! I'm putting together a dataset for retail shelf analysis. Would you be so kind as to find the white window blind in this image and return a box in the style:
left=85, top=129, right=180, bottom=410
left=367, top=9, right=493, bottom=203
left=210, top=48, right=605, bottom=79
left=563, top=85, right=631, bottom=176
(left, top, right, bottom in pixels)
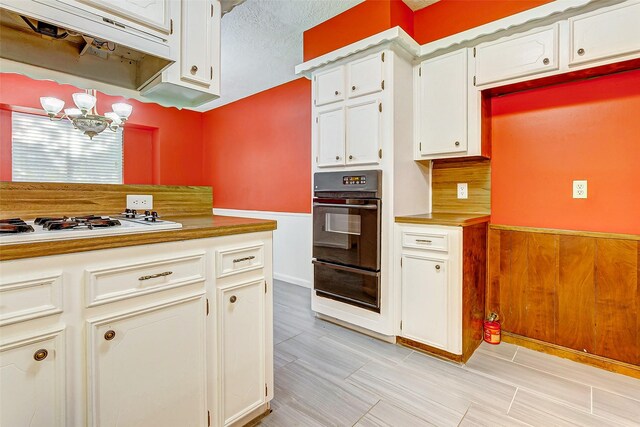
left=12, top=111, right=123, bottom=184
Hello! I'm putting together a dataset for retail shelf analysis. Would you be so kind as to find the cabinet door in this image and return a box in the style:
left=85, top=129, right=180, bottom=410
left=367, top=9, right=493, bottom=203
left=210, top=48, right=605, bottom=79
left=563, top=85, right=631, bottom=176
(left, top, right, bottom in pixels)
left=348, top=52, right=384, bottom=99
left=401, top=255, right=448, bottom=350
left=88, top=294, right=207, bottom=427
left=419, top=50, right=468, bottom=156
left=76, top=0, right=171, bottom=33
left=0, top=329, right=65, bottom=427
left=315, top=67, right=345, bottom=107
left=569, top=1, right=640, bottom=66
left=475, top=25, right=558, bottom=86
left=219, top=279, right=266, bottom=426
left=316, top=106, right=345, bottom=167
left=345, top=98, right=381, bottom=165
left=181, top=0, right=213, bottom=86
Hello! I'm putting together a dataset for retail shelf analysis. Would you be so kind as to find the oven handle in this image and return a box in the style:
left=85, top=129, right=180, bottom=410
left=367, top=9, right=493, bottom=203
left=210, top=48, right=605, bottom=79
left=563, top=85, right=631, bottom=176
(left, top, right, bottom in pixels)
left=312, top=260, right=380, bottom=277
left=313, top=202, right=378, bottom=210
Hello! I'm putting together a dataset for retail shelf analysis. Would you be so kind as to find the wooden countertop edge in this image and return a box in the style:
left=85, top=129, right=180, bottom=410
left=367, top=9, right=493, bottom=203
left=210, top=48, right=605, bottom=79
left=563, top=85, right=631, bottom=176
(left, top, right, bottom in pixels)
left=395, top=215, right=491, bottom=227
left=0, top=221, right=277, bottom=261
left=490, top=224, right=640, bottom=241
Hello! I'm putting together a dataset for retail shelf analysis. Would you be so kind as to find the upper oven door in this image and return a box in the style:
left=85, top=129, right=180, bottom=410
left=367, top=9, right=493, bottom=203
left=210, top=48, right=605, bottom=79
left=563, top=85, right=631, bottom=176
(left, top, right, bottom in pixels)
left=312, top=198, right=381, bottom=271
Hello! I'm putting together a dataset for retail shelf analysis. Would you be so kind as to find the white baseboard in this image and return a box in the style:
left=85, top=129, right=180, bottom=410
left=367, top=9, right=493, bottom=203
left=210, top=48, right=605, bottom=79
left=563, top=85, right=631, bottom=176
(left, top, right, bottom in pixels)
left=213, top=208, right=312, bottom=289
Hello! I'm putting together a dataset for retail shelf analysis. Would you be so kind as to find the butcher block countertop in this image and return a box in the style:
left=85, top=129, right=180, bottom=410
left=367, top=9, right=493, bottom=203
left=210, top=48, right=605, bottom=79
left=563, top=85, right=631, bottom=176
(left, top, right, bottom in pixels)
left=0, top=215, right=277, bottom=261
left=395, top=212, right=491, bottom=227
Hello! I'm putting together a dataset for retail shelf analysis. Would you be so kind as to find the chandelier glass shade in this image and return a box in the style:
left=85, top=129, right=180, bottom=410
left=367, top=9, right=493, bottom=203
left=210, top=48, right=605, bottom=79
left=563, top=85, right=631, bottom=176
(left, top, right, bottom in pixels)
left=40, top=90, right=132, bottom=139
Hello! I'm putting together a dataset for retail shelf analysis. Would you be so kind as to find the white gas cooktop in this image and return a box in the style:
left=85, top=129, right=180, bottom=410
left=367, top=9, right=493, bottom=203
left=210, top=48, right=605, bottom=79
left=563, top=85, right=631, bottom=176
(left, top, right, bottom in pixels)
left=0, top=217, right=182, bottom=245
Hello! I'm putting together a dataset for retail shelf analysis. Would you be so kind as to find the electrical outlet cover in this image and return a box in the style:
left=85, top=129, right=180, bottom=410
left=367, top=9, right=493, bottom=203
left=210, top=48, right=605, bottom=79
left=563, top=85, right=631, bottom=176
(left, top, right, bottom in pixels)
left=126, top=195, right=153, bottom=210
left=573, top=180, right=587, bottom=199
left=457, top=183, right=468, bottom=199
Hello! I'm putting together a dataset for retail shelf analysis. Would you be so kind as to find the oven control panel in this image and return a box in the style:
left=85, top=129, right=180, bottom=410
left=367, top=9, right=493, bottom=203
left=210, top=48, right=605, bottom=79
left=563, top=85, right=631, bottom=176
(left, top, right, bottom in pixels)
left=343, top=175, right=367, bottom=186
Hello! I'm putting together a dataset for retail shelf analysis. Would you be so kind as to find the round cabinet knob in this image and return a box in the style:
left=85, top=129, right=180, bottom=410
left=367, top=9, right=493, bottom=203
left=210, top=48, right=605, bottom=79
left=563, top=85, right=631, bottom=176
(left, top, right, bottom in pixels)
left=334, top=90, right=339, bottom=95
left=435, top=265, right=441, bottom=271
left=454, top=141, right=460, bottom=146
left=543, top=57, right=550, bottom=65
left=104, top=330, right=116, bottom=341
left=33, top=349, right=48, bottom=361
left=349, top=155, right=353, bottom=160
left=335, top=155, right=340, bottom=160
left=577, top=48, right=585, bottom=56
left=190, top=65, right=198, bottom=74
left=351, top=86, right=356, bottom=91
left=230, top=295, right=237, bottom=303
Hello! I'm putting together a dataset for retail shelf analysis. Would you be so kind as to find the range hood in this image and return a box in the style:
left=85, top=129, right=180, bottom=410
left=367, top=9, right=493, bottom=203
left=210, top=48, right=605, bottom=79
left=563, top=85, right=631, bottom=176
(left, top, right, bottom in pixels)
left=0, top=6, right=172, bottom=92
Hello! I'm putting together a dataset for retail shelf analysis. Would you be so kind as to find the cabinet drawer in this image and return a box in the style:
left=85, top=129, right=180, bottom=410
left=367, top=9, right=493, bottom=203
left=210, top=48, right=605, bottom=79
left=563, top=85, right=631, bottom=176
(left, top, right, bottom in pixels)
left=216, top=243, right=264, bottom=278
left=0, top=274, right=63, bottom=326
left=569, top=1, right=640, bottom=66
left=402, top=231, right=448, bottom=252
left=347, top=52, right=384, bottom=99
left=85, top=253, right=206, bottom=307
left=475, top=25, right=559, bottom=86
left=315, top=66, right=345, bottom=107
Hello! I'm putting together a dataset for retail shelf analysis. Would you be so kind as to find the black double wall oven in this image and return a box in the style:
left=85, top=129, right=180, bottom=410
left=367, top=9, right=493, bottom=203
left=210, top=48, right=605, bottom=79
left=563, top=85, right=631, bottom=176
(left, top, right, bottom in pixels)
left=312, top=170, right=382, bottom=312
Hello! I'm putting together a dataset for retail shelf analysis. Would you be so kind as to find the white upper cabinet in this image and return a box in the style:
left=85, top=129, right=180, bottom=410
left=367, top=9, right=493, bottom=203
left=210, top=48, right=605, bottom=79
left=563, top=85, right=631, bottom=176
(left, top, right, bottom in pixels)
left=475, top=25, right=559, bottom=86
left=74, top=0, right=171, bottom=34
left=347, top=52, right=384, bottom=99
left=346, top=98, right=381, bottom=165
left=315, top=66, right=345, bottom=107
left=180, top=0, right=213, bottom=87
left=417, top=49, right=468, bottom=157
left=87, top=295, right=207, bottom=427
left=316, top=106, right=346, bottom=167
left=569, top=1, right=640, bottom=66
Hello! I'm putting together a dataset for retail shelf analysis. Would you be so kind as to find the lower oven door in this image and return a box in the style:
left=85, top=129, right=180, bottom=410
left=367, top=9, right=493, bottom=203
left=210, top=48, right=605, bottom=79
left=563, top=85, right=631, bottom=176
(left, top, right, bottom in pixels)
left=313, top=260, right=380, bottom=312
left=312, top=198, right=380, bottom=271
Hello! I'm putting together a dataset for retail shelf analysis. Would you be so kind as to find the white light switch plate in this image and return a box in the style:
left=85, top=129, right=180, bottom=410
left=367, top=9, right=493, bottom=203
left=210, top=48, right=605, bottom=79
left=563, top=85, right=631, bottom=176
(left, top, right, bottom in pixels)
left=573, top=180, right=587, bottom=199
left=126, top=195, right=153, bottom=210
left=457, top=183, right=468, bottom=199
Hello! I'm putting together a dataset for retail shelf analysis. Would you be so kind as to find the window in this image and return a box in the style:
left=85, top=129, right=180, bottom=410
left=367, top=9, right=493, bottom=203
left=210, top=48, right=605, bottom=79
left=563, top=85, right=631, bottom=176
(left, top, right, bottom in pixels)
left=12, top=111, right=123, bottom=184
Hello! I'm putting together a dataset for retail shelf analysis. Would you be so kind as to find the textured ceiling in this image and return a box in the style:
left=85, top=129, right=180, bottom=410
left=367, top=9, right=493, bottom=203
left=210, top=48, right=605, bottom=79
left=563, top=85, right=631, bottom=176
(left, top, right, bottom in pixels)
left=402, top=0, right=439, bottom=12
left=195, top=0, right=363, bottom=111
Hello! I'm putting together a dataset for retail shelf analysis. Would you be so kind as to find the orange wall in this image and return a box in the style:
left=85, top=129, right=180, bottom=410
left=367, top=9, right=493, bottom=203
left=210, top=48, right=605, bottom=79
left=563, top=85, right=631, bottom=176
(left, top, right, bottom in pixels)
left=303, top=0, right=414, bottom=62
left=202, top=78, right=312, bottom=213
left=413, top=0, right=552, bottom=44
left=0, top=73, right=204, bottom=186
left=491, top=69, right=640, bottom=235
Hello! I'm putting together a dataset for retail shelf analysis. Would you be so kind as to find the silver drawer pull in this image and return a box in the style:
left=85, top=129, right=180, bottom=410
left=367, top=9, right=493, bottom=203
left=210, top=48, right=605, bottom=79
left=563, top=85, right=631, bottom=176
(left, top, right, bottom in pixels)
left=233, top=256, right=255, bottom=264
left=139, top=271, right=173, bottom=281
left=416, top=239, right=432, bottom=244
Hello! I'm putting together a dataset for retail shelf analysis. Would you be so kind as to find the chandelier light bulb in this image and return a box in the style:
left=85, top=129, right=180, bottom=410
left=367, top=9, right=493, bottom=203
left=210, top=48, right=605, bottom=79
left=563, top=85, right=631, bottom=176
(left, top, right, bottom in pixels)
left=112, top=103, right=133, bottom=120
left=64, top=108, right=82, bottom=117
left=40, top=97, right=65, bottom=115
left=72, top=92, right=97, bottom=112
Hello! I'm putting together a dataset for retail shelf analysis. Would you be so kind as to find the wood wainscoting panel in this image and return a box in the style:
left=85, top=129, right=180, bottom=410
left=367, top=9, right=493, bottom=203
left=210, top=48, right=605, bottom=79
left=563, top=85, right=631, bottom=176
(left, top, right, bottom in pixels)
left=431, top=158, right=491, bottom=214
left=0, top=182, right=213, bottom=219
left=595, top=239, right=638, bottom=365
left=488, top=225, right=640, bottom=372
left=557, top=236, right=596, bottom=353
left=461, top=223, right=487, bottom=362
left=525, top=233, right=557, bottom=343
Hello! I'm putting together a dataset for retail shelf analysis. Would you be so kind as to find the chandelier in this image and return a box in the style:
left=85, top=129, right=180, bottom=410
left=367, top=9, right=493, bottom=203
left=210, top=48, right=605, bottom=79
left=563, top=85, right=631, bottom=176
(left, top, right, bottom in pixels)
left=39, top=90, right=132, bottom=139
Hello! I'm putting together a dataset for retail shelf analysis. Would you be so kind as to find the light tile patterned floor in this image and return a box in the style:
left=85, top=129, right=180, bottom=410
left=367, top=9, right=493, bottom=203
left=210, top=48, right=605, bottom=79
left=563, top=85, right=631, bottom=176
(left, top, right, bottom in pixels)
left=259, top=281, right=640, bottom=426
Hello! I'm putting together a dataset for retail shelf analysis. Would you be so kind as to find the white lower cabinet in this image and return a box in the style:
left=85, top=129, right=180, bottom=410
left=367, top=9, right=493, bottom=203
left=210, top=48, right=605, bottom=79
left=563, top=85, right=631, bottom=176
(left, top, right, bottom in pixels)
left=218, top=279, right=266, bottom=426
left=0, top=231, right=273, bottom=427
left=87, top=294, right=207, bottom=427
left=0, top=329, right=66, bottom=427
left=401, top=255, right=448, bottom=350
left=398, top=224, right=462, bottom=355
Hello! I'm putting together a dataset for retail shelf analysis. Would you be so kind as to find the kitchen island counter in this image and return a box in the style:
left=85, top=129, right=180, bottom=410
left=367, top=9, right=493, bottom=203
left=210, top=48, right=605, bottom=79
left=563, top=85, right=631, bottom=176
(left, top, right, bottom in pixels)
left=0, top=214, right=277, bottom=261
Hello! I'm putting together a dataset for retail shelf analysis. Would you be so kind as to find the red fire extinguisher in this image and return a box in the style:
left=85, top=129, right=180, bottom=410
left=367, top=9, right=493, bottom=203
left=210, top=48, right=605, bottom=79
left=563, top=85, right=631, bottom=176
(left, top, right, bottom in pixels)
left=484, top=312, right=501, bottom=345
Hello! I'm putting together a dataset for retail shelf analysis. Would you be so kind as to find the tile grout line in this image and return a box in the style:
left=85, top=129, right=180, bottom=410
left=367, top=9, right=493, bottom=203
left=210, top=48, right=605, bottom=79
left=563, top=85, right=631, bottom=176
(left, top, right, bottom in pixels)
left=350, top=399, right=381, bottom=427
left=590, top=386, right=593, bottom=414
left=507, top=387, right=519, bottom=414
left=456, top=405, right=471, bottom=427
left=511, top=347, right=518, bottom=361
